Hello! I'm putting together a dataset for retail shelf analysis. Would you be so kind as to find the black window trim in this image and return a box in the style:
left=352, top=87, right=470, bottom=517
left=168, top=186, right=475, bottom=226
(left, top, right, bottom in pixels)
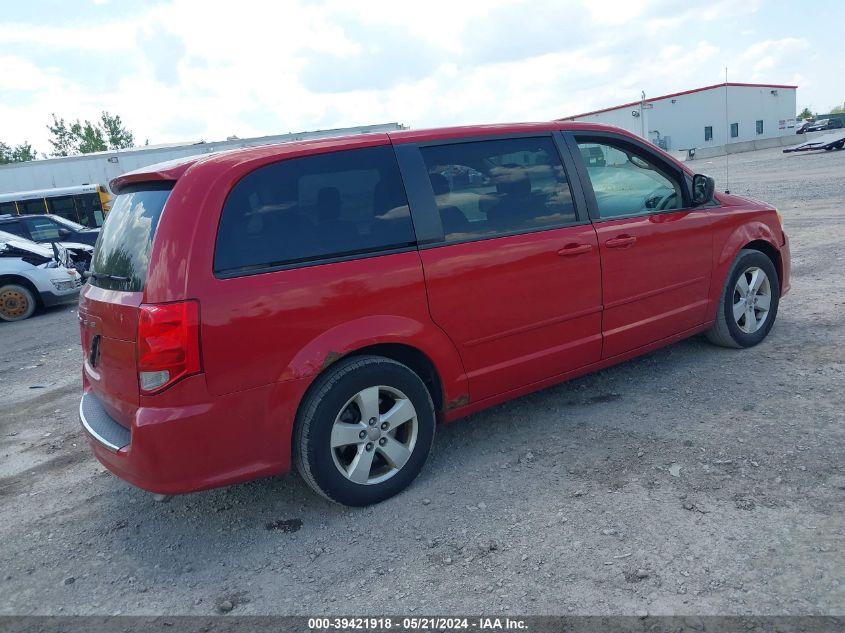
left=396, top=132, right=591, bottom=251
left=212, top=144, right=418, bottom=280
left=214, top=244, right=419, bottom=279
left=563, top=130, right=702, bottom=223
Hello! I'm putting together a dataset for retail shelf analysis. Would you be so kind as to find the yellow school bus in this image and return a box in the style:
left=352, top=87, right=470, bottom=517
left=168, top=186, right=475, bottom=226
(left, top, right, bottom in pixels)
left=0, top=184, right=112, bottom=227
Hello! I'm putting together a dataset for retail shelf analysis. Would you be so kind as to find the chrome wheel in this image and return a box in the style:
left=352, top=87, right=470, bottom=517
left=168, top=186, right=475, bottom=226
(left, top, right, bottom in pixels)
left=0, top=288, right=30, bottom=320
left=330, top=385, right=418, bottom=485
left=733, top=266, right=772, bottom=334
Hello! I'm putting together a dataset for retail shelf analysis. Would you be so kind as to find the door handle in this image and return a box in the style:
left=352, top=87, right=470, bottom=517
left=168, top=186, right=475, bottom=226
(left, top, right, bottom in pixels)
left=557, top=243, right=593, bottom=256
left=604, top=235, right=637, bottom=249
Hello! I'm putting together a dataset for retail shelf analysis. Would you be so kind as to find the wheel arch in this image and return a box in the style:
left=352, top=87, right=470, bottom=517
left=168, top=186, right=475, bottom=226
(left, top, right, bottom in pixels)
left=709, top=222, right=784, bottom=321
left=742, top=239, right=783, bottom=290
left=341, top=343, right=445, bottom=413
left=281, top=315, right=468, bottom=418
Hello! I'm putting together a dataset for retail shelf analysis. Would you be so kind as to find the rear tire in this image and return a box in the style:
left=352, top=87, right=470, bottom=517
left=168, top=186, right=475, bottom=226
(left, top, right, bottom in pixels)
left=294, top=355, right=435, bottom=506
left=705, top=249, right=780, bottom=348
left=0, top=284, right=37, bottom=322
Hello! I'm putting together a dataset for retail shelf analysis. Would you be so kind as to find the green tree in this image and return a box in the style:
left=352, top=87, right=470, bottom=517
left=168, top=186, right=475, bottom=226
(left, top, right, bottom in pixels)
left=47, top=115, right=78, bottom=156
left=73, top=120, right=107, bottom=154
left=100, top=111, right=135, bottom=149
left=46, top=111, right=137, bottom=156
left=797, top=107, right=814, bottom=120
left=830, top=102, right=845, bottom=114
left=0, top=141, right=38, bottom=164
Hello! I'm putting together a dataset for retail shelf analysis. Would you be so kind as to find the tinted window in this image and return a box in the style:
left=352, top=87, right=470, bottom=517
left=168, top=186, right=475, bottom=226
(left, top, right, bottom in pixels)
left=214, top=145, right=414, bottom=275
left=48, top=196, right=78, bottom=222
left=0, top=202, right=17, bottom=215
left=25, top=216, right=62, bottom=241
left=0, top=220, right=27, bottom=237
left=76, top=193, right=102, bottom=226
left=576, top=141, right=683, bottom=219
left=756, top=120, right=764, bottom=134
left=730, top=123, right=739, bottom=138
left=19, top=199, right=45, bottom=215
left=704, top=126, right=713, bottom=141
left=90, top=186, right=172, bottom=291
left=419, top=137, right=575, bottom=242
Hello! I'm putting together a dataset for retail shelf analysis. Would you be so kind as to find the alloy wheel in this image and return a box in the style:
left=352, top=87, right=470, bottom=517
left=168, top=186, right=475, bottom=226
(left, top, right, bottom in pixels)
left=732, top=266, right=772, bottom=334
left=330, top=385, right=418, bottom=485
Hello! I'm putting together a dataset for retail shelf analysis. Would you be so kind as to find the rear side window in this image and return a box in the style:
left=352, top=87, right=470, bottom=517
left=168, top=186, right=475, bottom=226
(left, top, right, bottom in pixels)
left=418, top=136, right=576, bottom=243
left=214, top=145, right=414, bottom=276
left=90, top=185, right=172, bottom=291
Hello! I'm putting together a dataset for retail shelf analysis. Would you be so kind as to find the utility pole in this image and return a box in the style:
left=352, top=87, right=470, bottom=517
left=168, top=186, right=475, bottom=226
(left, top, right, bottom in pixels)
left=639, top=90, right=653, bottom=141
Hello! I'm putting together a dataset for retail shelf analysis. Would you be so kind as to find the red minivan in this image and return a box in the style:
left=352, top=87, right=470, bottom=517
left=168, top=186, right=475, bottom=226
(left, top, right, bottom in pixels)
left=78, top=123, right=790, bottom=506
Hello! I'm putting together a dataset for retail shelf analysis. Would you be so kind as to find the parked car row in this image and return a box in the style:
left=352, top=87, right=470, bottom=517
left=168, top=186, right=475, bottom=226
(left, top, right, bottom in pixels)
left=76, top=121, right=790, bottom=506
left=0, top=213, right=96, bottom=274
left=0, top=230, right=83, bottom=321
left=796, top=118, right=844, bottom=134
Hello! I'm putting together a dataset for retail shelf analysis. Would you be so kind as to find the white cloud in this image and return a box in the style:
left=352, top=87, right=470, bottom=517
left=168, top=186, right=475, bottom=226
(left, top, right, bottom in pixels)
left=0, top=0, right=841, bottom=152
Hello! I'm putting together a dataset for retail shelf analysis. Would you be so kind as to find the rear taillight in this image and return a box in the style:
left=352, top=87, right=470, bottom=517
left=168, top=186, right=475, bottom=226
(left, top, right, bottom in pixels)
left=137, top=301, right=201, bottom=393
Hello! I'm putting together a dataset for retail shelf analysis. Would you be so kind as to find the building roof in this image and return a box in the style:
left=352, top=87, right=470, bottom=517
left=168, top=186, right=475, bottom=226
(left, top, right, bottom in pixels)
left=560, top=82, right=798, bottom=120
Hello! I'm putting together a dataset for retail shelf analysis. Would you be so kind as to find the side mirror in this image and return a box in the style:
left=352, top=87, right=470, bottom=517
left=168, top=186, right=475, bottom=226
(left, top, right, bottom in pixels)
left=58, top=228, right=71, bottom=238
left=692, top=174, right=715, bottom=206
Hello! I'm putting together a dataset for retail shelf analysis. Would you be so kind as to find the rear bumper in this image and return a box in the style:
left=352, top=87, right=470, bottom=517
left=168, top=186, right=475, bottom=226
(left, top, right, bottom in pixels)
left=79, top=375, right=309, bottom=495
left=79, top=392, right=130, bottom=451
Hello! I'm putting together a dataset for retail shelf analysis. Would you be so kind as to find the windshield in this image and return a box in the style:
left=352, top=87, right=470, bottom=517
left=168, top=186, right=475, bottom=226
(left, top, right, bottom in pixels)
left=90, top=185, right=173, bottom=291
left=49, top=215, right=87, bottom=231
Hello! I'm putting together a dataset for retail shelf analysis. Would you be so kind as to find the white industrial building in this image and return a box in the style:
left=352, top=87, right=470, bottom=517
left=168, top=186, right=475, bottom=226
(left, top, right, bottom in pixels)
left=0, top=123, right=406, bottom=195
left=562, top=83, right=798, bottom=158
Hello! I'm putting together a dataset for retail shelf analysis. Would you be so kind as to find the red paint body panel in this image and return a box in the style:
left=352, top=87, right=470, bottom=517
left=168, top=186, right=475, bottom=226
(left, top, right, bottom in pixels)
left=79, top=286, right=144, bottom=427
left=594, top=209, right=713, bottom=357
left=79, top=121, right=791, bottom=495
left=419, top=226, right=602, bottom=400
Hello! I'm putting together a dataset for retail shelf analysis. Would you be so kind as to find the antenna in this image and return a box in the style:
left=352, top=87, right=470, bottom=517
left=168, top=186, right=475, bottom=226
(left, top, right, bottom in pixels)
left=724, top=67, right=731, bottom=194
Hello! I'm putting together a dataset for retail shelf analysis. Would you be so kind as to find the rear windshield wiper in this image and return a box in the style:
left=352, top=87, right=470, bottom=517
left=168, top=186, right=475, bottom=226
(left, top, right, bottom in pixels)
left=84, top=271, right=130, bottom=282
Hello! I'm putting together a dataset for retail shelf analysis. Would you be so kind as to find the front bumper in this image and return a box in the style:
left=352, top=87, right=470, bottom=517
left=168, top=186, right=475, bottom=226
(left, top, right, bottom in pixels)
left=780, top=231, right=791, bottom=296
left=40, top=287, right=81, bottom=307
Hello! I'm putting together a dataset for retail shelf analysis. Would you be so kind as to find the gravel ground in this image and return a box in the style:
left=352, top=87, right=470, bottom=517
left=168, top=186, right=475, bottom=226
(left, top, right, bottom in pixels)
left=0, top=145, right=843, bottom=616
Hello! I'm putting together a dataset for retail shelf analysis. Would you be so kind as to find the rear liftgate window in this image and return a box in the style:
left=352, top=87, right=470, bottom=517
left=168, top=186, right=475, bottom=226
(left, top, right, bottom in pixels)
left=89, top=185, right=172, bottom=291
left=214, top=145, right=415, bottom=276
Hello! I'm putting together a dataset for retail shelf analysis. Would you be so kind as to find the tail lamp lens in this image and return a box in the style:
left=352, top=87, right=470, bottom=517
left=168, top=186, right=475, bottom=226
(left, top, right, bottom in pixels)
left=137, top=301, right=201, bottom=393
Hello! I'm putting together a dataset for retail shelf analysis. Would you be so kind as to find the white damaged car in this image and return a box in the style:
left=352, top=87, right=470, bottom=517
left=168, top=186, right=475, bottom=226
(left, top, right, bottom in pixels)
left=0, top=230, right=82, bottom=322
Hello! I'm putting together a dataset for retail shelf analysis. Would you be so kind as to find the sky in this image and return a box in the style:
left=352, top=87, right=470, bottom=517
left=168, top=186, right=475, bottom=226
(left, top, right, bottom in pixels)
left=1, top=0, right=843, bottom=153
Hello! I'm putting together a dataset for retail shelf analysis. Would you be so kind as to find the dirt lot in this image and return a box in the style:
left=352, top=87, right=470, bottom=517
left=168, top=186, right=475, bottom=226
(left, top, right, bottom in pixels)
left=0, top=145, right=843, bottom=617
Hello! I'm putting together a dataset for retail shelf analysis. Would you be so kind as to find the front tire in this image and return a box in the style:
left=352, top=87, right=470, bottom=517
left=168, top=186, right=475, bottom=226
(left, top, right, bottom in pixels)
left=0, top=284, right=37, bottom=322
left=705, top=249, right=780, bottom=348
left=294, top=355, right=435, bottom=506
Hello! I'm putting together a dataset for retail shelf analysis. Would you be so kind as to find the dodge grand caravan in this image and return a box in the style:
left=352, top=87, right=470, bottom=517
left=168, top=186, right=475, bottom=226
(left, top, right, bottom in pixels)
left=78, top=122, right=790, bottom=506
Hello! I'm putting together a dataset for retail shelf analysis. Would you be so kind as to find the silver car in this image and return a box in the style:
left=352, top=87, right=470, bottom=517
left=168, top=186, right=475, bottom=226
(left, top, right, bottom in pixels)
left=0, top=230, right=82, bottom=321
